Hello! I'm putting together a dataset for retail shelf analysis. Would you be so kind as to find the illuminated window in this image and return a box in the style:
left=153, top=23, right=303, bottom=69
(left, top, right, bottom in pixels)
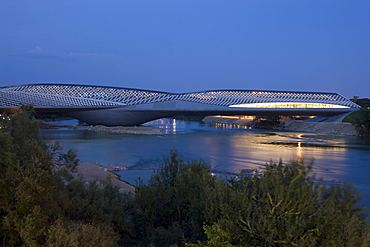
left=229, top=102, right=350, bottom=108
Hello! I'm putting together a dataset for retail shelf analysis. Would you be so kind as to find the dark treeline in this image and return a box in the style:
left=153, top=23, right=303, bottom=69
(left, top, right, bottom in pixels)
left=1, top=104, right=370, bottom=246
left=351, top=98, right=370, bottom=108
left=345, top=98, right=370, bottom=137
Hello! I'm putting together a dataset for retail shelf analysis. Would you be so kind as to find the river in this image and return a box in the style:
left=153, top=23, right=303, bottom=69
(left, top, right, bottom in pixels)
left=40, top=118, right=370, bottom=207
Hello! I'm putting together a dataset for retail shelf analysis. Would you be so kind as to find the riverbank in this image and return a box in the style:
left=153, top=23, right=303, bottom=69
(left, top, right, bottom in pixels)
left=38, top=120, right=163, bottom=135
left=281, top=120, right=357, bottom=136
left=202, top=116, right=358, bottom=136
left=72, top=125, right=163, bottom=135
left=74, top=162, right=135, bottom=193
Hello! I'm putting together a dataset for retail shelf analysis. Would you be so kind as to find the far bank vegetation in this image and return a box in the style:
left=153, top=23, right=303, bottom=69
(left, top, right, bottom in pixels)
left=344, top=98, right=370, bottom=137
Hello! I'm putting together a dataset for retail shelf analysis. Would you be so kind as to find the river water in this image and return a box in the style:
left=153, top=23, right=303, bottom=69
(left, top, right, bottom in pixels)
left=40, top=118, right=370, bottom=207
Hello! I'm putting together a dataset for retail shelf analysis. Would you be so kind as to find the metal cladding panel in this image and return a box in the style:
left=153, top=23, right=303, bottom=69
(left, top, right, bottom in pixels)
left=177, top=90, right=359, bottom=108
left=0, top=84, right=360, bottom=109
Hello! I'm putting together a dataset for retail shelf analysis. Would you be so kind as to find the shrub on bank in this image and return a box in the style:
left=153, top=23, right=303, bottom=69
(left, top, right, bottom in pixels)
left=0, top=104, right=123, bottom=246
left=343, top=107, right=370, bottom=137
left=189, top=161, right=370, bottom=246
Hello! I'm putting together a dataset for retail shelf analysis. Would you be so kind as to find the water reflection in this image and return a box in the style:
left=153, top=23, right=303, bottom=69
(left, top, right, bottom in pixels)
left=40, top=118, right=370, bottom=206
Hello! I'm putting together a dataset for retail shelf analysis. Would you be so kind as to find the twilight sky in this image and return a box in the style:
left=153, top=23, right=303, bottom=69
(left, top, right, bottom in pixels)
left=1, top=0, right=369, bottom=98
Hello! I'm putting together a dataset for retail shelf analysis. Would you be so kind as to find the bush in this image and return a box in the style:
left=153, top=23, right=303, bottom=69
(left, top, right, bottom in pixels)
left=192, top=160, right=370, bottom=247
left=129, top=150, right=217, bottom=246
left=344, top=107, right=370, bottom=137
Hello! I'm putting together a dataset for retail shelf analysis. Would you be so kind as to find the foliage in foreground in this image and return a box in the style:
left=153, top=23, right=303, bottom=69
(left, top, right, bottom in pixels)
left=188, top=161, right=370, bottom=246
left=0, top=104, right=124, bottom=246
left=129, top=153, right=370, bottom=246
left=1, top=104, right=370, bottom=246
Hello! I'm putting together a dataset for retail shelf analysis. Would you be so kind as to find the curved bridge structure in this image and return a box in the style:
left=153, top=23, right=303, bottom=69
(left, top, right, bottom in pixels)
left=0, top=84, right=360, bottom=126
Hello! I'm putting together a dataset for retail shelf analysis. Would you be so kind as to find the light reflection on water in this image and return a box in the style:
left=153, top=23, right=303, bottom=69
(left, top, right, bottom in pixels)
left=40, top=118, right=370, bottom=206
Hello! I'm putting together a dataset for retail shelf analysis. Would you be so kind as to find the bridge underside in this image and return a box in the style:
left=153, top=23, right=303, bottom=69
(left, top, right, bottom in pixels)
left=69, top=109, right=357, bottom=126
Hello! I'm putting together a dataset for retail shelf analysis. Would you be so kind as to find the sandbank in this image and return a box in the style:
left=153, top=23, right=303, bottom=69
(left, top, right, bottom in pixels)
left=75, top=162, right=135, bottom=193
left=73, top=125, right=163, bottom=135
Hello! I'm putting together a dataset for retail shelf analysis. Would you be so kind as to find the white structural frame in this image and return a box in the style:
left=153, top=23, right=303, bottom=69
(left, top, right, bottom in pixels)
left=0, top=84, right=360, bottom=126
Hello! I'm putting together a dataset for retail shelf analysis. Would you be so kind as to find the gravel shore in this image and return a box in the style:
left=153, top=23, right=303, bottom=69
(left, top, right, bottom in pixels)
left=281, top=120, right=358, bottom=136
left=74, top=162, right=135, bottom=193
left=72, top=125, right=163, bottom=135
left=38, top=120, right=163, bottom=135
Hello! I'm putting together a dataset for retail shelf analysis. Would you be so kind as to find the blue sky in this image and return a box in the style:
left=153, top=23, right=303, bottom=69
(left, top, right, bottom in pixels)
left=1, top=0, right=369, bottom=98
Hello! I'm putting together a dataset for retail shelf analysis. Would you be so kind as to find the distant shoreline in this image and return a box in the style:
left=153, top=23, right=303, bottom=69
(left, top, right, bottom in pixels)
left=202, top=116, right=358, bottom=136
left=72, top=125, right=163, bottom=135
left=38, top=120, right=163, bottom=135
left=38, top=117, right=359, bottom=136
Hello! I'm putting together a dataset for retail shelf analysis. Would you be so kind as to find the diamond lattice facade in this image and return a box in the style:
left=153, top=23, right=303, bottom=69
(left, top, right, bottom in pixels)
left=0, top=84, right=360, bottom=126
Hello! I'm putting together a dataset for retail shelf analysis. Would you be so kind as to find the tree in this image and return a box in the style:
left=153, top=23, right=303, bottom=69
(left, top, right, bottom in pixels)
left=47, top=219, right=119, bottom=247
left=0, top=104, right=58, bottom=246
left=48, top=142, right=79, bottom=172
left=192, top=160, right=370, bottom=247
left=351, top=107, right=370, bottom=137
left=130, top=150, right=217, bottom=246
left=0, top=104, right=121, bottom=246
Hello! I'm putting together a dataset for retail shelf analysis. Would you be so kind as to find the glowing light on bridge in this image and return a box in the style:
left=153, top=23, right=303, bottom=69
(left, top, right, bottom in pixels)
left=229, top=102, right=350, bottom=109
